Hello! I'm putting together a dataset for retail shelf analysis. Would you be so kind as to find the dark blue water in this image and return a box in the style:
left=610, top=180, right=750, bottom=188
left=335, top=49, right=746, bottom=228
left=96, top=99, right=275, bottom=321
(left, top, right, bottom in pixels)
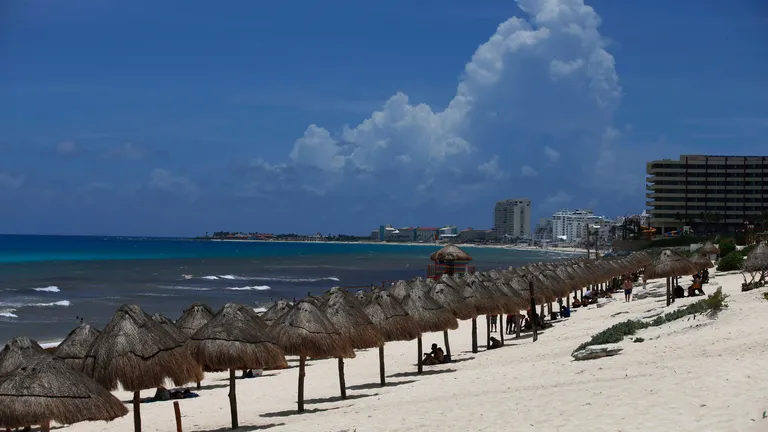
left=0, top=235, right=575, bottom=343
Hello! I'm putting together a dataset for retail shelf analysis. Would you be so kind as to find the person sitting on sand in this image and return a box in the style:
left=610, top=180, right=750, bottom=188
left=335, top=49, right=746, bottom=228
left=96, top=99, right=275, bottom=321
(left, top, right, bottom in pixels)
left=688, top=275, right=705, bottom=297
left=423, top=343, right=445, bottom=365
left=701, top=268, right=710, bottom=284
left=674, top=284, right=685, bottom=299
left=488, top=336, right=503, bottom=349
left=572, top=295, right=582, bottom=308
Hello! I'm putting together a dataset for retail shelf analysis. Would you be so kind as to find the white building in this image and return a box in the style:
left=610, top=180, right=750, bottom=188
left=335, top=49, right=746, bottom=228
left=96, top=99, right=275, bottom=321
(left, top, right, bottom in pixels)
left=533, top=218, right=553, bottom=242
left=551, top=209, right=607, bottom=244
left=493, top=198, right=531, bottom=240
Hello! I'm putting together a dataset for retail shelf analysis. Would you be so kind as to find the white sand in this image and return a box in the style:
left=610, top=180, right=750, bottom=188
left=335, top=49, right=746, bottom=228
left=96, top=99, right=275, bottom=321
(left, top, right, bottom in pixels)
left=60, top=272, right=768, bottom=432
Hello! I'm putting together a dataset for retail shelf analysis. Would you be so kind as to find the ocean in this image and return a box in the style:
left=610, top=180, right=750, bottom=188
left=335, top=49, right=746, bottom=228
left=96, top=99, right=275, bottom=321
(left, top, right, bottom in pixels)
left=0, top=235, right=574, bottom=344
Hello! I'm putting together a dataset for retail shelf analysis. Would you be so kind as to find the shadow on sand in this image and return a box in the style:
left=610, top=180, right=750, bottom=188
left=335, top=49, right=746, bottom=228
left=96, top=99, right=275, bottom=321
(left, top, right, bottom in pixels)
left=192, top=422, right=285, bottom=432
left=388, top=368, right=456, bottom=379
left=346, top=379, right=417, bottom=391
left=304, top=392, right=379, bottom=405
left=260, top=406, right=344, bottom=418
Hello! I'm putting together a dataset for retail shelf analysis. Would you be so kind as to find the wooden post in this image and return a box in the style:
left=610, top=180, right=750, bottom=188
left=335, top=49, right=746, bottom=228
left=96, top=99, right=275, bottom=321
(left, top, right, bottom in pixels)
left=173, top=401, right=182, bottom=432
left=471, top=318, right=478, bottom=353
left=443, top=330, right=452, bottom=359
left=498, top=315, right=504, bottom=345
left=196, top=381, right=201, bottom=390
left=298, top=356, right=306, bottom=412
left=514, top=314, right=521, bottom=338
left=417, top=337, right=423, bottom=374
left=41, top=421, right=51, bottom=432
left=133, top=390, right=141, bottom=432
left=529, top=279, right=537, bottom=342
left=666, top=277, right=671, bottom=306
left=378, top=345, right=386, bottom=386
left=566, top=294, right=570, bottom=309
left=337, top=358, right=347, bottom=399
left=228, top=368, right=238, bottom=429
left=485, top=315, right=491, bottom=350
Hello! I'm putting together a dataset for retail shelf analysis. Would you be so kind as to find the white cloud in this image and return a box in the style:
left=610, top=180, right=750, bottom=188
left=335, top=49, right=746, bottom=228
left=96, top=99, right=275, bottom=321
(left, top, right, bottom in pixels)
left=56, top=141, right=77, bottom=155
left=0, top=172, right=24, bottom=189
left=544, top=190, right=573, bottom=207
left=255, top=0, right=621, bottom=201
left=478, top=155, right=506, bottom=181
left=543, top=146, right=560, bottom=162
left=520, top=165, right=539, bottom=177
left=148, top=168, right=198, bottom=200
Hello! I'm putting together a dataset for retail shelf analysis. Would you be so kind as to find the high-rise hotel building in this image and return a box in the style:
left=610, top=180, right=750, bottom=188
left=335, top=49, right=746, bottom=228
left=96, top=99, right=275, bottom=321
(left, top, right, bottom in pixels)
left=493, top=198, right=531, bottom=239
left=646, top=155, right=768, bottom=234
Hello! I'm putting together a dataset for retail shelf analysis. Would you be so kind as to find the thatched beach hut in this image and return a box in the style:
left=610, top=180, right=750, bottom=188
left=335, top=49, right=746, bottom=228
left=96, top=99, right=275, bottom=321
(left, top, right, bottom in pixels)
left=0, top=355, right=128, bottom=431
left=459, top=275, right=502, bottom=353
left=393, top=283, right=458, bottom=373
left=187, top=303, right=286, bottom=429
left=151, top=313, right=188, bottom=343
left=744, top=242, right=768, bottom=272
left=82, top=304, right=200, bottom=432
left=429, top=282, right=476, bottom=358
left=267, top=299, right=354, bottom=412
left=53, top=323, right=100, bottom=372
left=175, top=302, right=215, bottom=338
left=698, top=242, right=720, bottom=258
left=363, top=288, right=421, bottom=386
left=690, top=254, right=714, bottom=270
left=260, top=300, right=293, bottom=326
left=0, top=337, right=48, bottom=375
left=645, top=249, right=700, bottom=306
left=322, top=287, right=384, bottom=398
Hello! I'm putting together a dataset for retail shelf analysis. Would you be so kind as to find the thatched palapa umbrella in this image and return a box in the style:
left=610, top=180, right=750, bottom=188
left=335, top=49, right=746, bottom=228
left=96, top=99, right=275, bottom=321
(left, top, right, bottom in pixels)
left=267, top=299, right=354, bottom=412
left=53, top=323, right=101, bottom=372
left=644, top=249, right=700, bottom=306
left=187, top=303, right=286, bottom=429
left=459, top=274, right=502, bottom=353
left=698, top=242, right=720, bottom=257
left=363, top=288, right=421, bottom=386
left=175, top=302, right=215, bottom=338
left=0, top=355, right=128, bottom=431
left=322, top=287, right=384, bottom=399
left=429, top=281, right=476, bottom=359
left=391, top=282, right=458, bottom=373
left=82, top=304, right=200, bottom=432
left=151, top=313, right=187, bottom=343
left=260, top=299, right=293, bottom=326
left=690, top=254, right=714, bottom=270
left=0, top=337, right=48, bottom=375
left=744, top=242, right=768, bottom=271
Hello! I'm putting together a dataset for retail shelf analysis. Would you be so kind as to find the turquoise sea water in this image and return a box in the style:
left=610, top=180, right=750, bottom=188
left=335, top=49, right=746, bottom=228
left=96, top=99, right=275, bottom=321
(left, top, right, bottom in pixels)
left=0, top=235, right=575, bottom=343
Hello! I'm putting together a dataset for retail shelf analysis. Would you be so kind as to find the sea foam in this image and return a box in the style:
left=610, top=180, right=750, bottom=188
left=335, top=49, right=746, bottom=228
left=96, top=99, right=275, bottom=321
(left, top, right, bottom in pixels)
left=226, top=285, right=271, bottom=291
left=0, top=308, right=17, bottom=318
left=200, top=275, right=340, bottom=283
left=33, top=286, right=61, bottom=293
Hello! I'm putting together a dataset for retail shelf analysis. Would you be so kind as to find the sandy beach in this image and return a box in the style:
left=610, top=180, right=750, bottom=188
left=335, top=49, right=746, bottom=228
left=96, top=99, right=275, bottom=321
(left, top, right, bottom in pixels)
left=58, top=271, right=767, bottom=432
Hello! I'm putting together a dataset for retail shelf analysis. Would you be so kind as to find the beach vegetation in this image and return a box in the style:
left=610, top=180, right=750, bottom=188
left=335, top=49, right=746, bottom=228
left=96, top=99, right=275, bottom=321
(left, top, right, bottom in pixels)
left=716, top=251, right=744, bottom=272
left=573, top=289, right=729, bottom=353
left=763, top=292, right=768, bottom=302
left=718, top=239, right=737, bottom=257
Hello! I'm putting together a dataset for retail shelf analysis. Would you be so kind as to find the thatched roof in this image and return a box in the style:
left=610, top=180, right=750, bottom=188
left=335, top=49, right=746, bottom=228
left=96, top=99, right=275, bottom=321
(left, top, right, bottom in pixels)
left=82, top=304, right=201, bottom=392
left=363, top=288, right=421, bottom=342
left=744, top=242, right=768, bottom=272
left=176, top=302, right=215, bottom=338
left=395, top=286, right=458, bottom=333
left=389, top=280, right=413, bottom=300
left=698, top=242, right=720, bottom=255
left=0, top=355, right=128, bottom=429
left=690, top=254, right=714, bottom=269
left=460, top=276, right=503, bottom=315
left=53, top=324, right=101, bottom=372
left=322, top=290, right=384, bottom=349
left=354, top=290, right=370, bottom=304
left=152, top=313, right=188, bottom=343
left=644, top=249, right=701, bottom=279
left=0, top=337, right=48, bottom=376
left=429, top=244, right=472, bottom=262
left=260, top=300, right=293, bottom=326
left=429, top=282, right=477, bottom=320
left=267, top=299, right=355, bottom=359
left=187, top=303, right=286, bottom=371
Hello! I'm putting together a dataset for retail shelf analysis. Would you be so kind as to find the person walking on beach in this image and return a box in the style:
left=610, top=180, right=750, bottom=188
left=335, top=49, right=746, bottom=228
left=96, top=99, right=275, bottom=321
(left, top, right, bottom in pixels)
left=505, top=314, right=514, bottom=334
left=489, top=314, right=498, bottom=332
left=622, top=277, right=633, bottom=302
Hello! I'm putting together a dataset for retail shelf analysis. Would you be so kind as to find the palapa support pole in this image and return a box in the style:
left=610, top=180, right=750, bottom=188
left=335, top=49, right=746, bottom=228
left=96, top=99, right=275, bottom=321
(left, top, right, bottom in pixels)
left=196, top=381, right=201, bottom=390
left=173, top=401, right=182, bottom=432
left=298, top=356, right=306, bottom=412
left=41, top=420, right=51, bottom=432
left=133, top=390, right=141, bottom=432
left=514, top=314, right=521, bottom=338
left=471, top=318, right=478, bottom=353
left=485, top=315, right=491, bottom=350
left=378, top=345, right=386, bottom=386
left=228, top=368, right=238, bottom=429
left=529, top=279, right=538, bottom=342
left=666, top=277, right=671, bottom=306
left=417, top=337, right=423, bottom=374
left=443, top=330, right=452, bottom=359
left=499, top=315, right=504, bottom=345
left=337, top=358, right=347, bottom=399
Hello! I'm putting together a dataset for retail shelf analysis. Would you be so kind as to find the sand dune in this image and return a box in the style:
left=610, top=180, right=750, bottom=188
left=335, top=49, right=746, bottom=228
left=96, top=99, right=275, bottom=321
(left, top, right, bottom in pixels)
left=59, top=272, right=768, bottom=432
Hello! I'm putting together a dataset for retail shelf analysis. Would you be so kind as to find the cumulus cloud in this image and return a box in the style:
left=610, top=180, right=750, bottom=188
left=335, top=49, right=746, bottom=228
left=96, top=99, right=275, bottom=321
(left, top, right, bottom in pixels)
left=0, top=172, right=24, bottom=189
left=543, top=146, right=560, bottom=162
left=250, top=0, right=622, bottom=211
left=544, top=190, right=573, bottom=207
left=148, top=168, right=198, bottom=200
left=520, top=165, right=539, bottom=177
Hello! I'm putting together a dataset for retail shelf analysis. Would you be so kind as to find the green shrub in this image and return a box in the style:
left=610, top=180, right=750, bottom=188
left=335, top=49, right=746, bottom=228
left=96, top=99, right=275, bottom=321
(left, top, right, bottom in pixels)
left=717, top=251, right=744, bottom=271
left=718, top=239, right=736, bottom=257
left=763, top=292, right=768, bottom=302
left=741, top=244, right=756, bottom=257
left=573, top=290, right=729, bottom=353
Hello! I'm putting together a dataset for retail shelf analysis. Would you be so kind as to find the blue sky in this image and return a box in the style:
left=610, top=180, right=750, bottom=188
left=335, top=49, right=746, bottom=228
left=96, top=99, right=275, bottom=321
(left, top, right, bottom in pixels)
left=1, top=0, right=766, bottom=236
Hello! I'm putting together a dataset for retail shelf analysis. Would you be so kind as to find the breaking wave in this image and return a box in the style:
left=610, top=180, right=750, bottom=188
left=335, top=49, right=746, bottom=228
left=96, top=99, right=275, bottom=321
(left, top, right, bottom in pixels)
left=200, top=275, right=339, bottom=283
left=0, top=300, right=71, bottom=308
left=225, top=285, right=272, bottom=291
left=33, top=286, right=61, bottom=293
